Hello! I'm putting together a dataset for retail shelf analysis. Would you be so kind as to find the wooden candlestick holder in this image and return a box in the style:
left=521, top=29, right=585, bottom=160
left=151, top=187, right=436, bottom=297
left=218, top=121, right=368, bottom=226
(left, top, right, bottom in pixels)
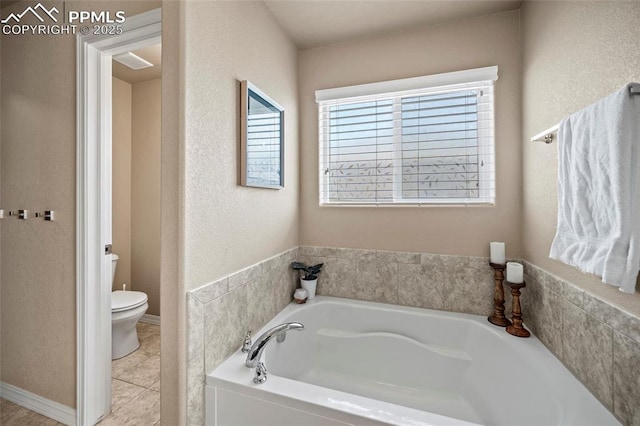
left=488, top=263, right=511, bottom=327
left=506, top=282, right=530, bottom=338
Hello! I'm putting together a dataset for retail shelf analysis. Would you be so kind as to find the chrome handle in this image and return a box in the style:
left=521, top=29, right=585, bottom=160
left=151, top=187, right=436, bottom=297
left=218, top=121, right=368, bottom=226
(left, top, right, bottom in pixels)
left=241, top=330, right=252, bottom=353
left=253, top=362, right=267, bottom=384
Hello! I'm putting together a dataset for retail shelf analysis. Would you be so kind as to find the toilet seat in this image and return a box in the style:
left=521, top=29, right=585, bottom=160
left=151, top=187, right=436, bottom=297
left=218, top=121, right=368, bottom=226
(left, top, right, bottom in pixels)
left=112, top=290, right=148, bottom=313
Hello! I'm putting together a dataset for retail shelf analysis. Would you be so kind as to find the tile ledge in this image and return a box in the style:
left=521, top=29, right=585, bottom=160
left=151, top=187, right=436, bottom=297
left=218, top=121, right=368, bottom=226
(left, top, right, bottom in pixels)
left=188, top=246, right=299, bottom=302
left=524, top=260, right=640, bottom=322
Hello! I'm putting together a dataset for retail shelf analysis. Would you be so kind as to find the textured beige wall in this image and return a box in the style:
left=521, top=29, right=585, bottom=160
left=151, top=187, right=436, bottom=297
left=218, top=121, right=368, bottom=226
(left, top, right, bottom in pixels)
left=132, top=79, right=161, bottom=316
left=1, top=2, right=76, bottom=406
left=0, top=0, right=161, bottom=408
left=299, top=11, right=522, bottom=258
left=112, top=77, right=133, bottom=291
left=182, top=1, right=299, bottom=290
left=111, top=77, right=161, bottom=315
left=521, top=1, right=640, bottom=315
left=159, top=0, right=183, bottom=422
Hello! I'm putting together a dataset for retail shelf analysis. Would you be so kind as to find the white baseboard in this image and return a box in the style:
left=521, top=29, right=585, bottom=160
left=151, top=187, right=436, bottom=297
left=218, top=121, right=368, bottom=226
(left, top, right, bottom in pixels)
left=0, top=381, right=76, bottom=425
left=140, top=314, right=160, bottom=325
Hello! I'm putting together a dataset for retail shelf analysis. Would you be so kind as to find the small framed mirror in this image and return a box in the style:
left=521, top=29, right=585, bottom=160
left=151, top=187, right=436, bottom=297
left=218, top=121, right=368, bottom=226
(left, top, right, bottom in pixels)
left=240, top=80, right=284, bottom=189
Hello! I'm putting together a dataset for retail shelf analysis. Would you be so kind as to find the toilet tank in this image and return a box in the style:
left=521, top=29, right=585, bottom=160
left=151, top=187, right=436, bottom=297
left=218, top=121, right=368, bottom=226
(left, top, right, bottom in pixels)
left=111, top=254, right=119, bottom=286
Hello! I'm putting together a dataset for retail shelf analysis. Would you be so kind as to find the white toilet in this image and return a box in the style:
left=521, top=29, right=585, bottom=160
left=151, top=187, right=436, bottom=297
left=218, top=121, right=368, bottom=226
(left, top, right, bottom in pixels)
left=111, top=254, right=149, bottom=360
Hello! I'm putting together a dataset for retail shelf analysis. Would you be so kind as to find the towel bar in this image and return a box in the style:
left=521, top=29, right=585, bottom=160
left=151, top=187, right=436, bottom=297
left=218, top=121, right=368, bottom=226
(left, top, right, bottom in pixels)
left=531, top=84, right=640, bottom=143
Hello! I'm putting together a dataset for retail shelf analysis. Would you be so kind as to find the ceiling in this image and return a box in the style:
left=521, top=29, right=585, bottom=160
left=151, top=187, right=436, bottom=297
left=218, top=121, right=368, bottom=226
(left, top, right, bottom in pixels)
left=112, top=44, right=162, bottom=84
left=264, top=0, right=523, bottom=49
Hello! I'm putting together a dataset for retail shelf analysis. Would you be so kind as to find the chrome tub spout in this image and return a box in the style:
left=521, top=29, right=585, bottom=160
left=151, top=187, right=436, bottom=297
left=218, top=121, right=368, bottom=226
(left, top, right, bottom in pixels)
left=244, top=322, right=304, bottom=383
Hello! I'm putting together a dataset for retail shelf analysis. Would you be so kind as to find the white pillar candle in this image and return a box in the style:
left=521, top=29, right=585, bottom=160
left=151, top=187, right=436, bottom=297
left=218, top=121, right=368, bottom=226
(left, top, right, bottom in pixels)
left=490, top=242, right=506, bottom=264
left=506, top=262, right=524, bottom=283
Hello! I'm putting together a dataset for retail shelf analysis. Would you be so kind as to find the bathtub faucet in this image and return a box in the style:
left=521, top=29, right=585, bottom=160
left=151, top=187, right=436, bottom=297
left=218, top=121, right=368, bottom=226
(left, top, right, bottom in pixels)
left=245, top=322, right=304, bottom=384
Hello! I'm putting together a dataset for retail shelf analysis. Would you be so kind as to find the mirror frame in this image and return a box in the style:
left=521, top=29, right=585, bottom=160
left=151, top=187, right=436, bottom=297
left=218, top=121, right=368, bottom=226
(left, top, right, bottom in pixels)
left=240, top=80, right=285, bottom=189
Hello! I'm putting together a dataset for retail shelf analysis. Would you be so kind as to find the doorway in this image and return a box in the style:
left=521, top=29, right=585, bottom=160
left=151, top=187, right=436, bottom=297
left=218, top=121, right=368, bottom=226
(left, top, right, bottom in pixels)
left=102, top=42, right=162, bottom=424
left=76, top=9, right=161, bottom=426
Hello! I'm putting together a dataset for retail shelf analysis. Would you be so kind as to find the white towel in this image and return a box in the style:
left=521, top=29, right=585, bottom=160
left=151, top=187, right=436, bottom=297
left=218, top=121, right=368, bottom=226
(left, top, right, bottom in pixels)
left=550, top=83, right=640, bottom=293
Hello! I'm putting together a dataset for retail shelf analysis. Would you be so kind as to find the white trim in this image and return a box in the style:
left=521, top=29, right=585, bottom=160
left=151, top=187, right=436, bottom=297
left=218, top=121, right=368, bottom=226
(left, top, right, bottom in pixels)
left=76, top=8, right=162, bottom=426
left=140, top=314, right=161, bottom=326
left=315, top=66, right=498, bottom=102
left=0, top=382, right=76, bottom=426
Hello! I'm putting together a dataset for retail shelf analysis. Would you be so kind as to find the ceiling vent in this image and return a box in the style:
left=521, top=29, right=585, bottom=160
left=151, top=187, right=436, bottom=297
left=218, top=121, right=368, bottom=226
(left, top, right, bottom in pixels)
left=113, top=52, right=153, bottom=70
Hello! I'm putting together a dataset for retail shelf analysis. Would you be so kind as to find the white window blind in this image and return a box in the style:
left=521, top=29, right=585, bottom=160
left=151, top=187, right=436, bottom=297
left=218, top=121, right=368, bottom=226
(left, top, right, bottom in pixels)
left=317, top=66, right=497, bottom=206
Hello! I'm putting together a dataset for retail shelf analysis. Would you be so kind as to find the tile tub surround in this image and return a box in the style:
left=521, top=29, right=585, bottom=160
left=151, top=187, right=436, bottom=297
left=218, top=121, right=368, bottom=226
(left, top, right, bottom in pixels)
left=186, top=248, right=298, bottom=426
left=522, top=261, right=640, bottom=426
left=297, top=246, right=512, bottom=317
left=186, top=244, right=640, bottom=425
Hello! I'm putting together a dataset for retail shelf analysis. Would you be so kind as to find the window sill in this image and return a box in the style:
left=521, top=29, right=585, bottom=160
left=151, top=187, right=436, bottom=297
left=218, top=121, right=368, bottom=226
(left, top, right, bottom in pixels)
left=318, top=202, right=496, bottom=208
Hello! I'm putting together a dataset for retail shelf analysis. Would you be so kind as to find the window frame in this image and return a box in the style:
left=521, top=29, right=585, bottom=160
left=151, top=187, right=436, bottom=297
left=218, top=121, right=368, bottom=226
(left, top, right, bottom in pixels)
left=240, top=80, right=285, bottom=190
left=316, top=66, right=498, bottom=207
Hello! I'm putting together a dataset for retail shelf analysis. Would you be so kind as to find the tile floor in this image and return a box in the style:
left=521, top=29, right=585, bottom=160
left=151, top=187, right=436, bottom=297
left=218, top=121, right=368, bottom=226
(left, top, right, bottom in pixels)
left=99, top=322, right=161, bottom=425
left=0, top=323, right=160, bottom=426
left=0, top=399, right=62, bottom=425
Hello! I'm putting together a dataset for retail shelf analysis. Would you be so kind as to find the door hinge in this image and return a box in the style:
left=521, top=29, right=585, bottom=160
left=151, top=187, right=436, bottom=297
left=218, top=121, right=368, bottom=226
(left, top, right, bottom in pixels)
left=105, top=244, right=112, bottom=255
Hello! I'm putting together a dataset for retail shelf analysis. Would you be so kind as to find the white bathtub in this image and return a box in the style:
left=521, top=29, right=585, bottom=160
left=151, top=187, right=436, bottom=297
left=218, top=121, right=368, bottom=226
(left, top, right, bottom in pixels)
left=206, top=297, right=619, bottom=426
